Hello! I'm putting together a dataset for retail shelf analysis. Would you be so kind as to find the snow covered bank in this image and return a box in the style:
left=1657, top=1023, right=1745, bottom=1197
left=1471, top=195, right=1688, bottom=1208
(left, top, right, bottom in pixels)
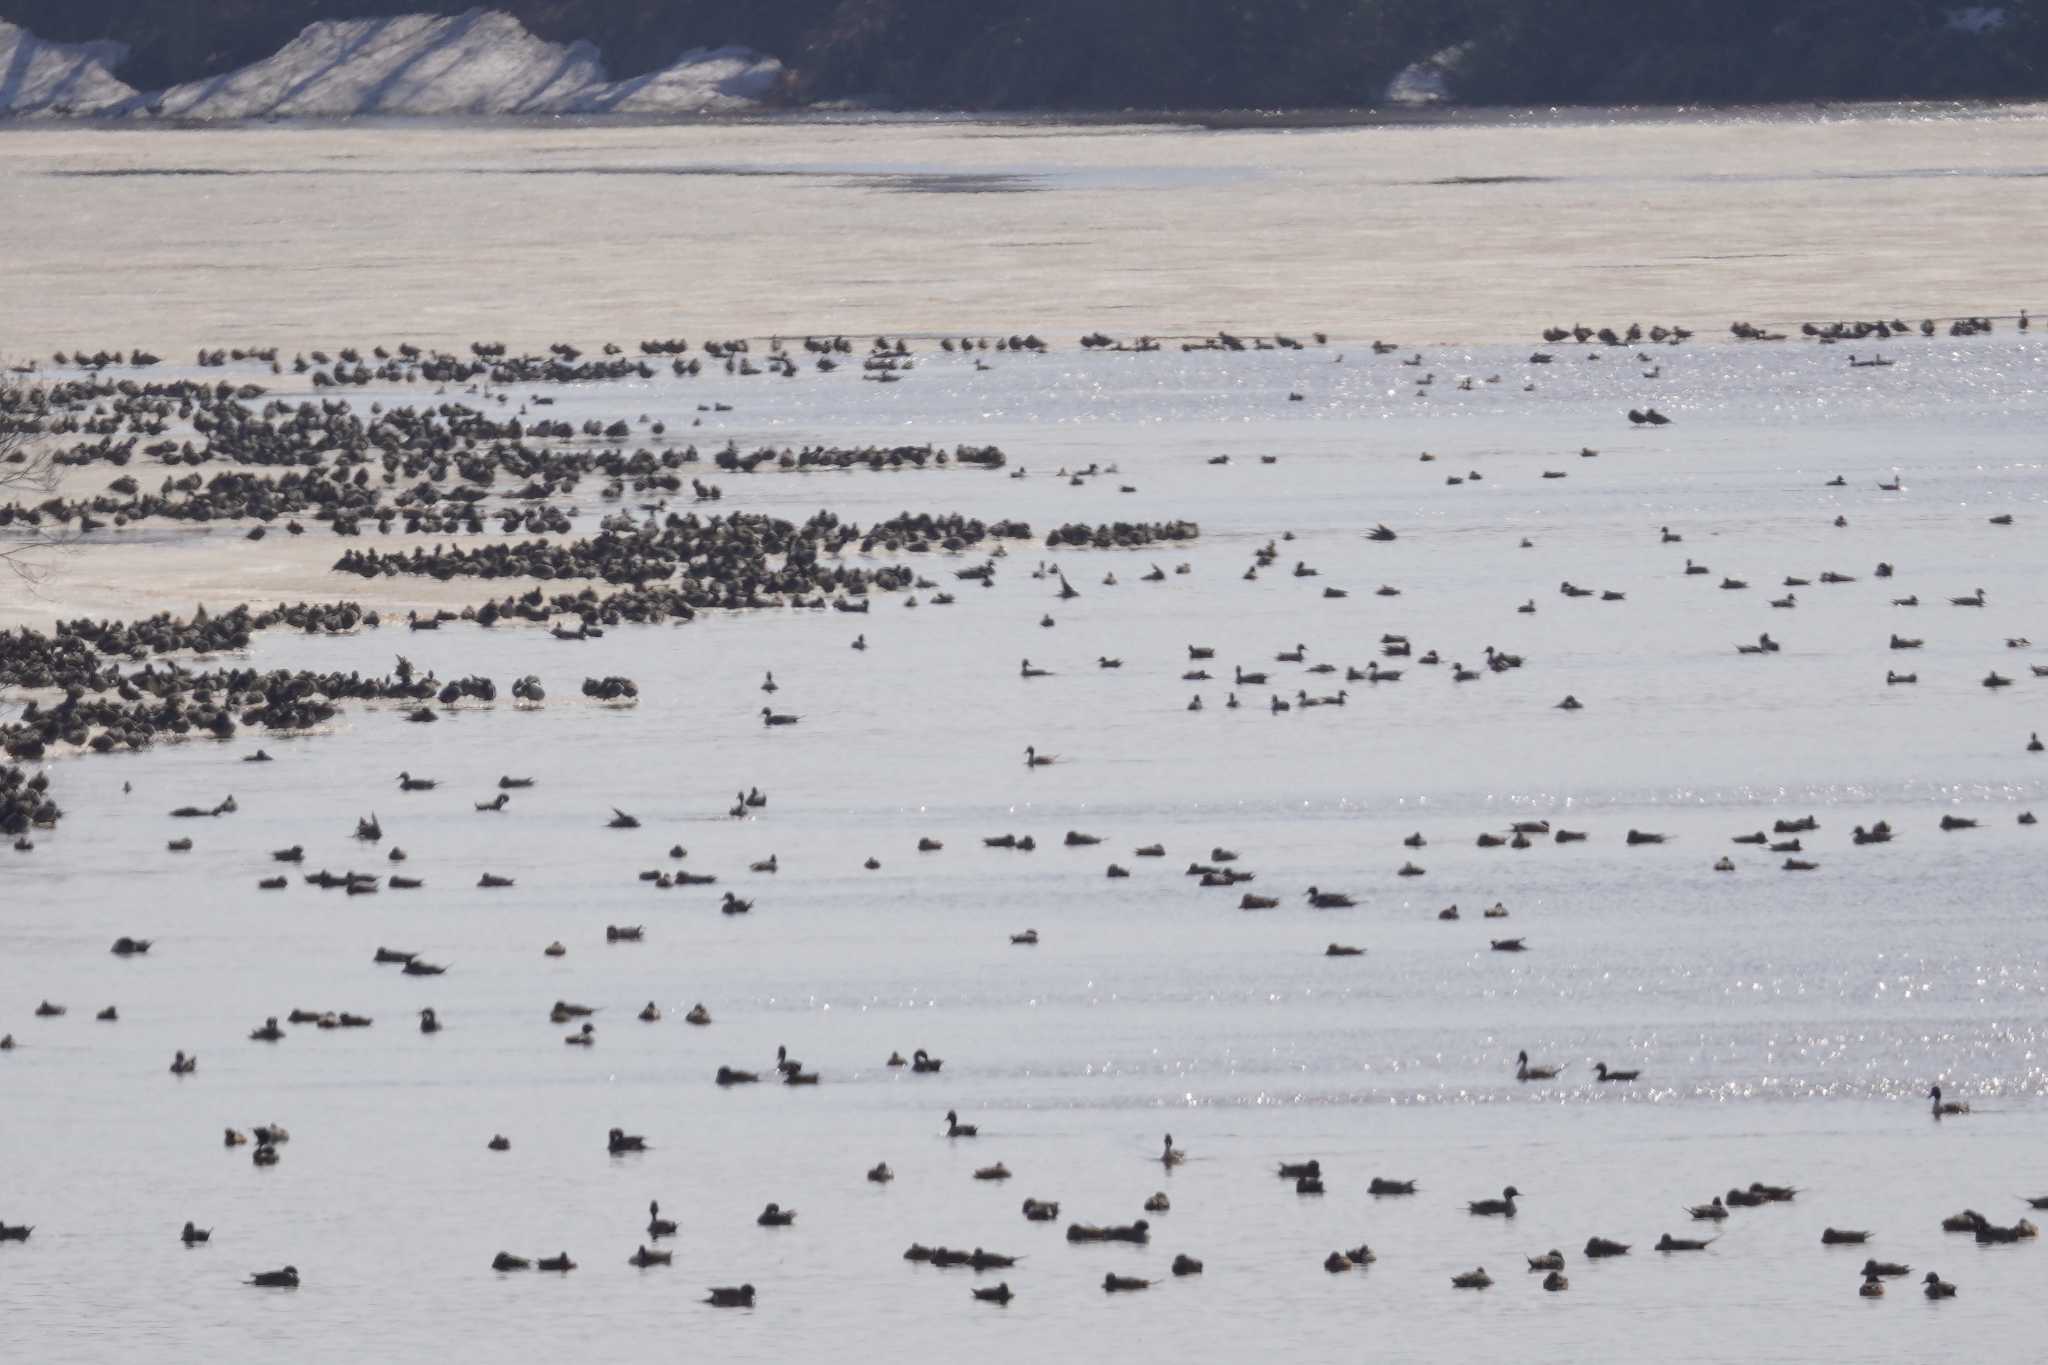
left=0, top=8, right=785, bottom=121
left=1385, top=44, right=1472, bottom=107
left=0, top=22, right=139, bottom=116
left=133, top=8, right=783, bottom=120
left=142, top=10, right=605, bottom=118
left=569, top=45, right=786, bottom=116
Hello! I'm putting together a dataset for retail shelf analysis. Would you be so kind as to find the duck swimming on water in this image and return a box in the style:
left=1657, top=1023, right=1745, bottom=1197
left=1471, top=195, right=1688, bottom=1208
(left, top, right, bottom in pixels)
left=1468, top=1186, right=1520, bottom=1217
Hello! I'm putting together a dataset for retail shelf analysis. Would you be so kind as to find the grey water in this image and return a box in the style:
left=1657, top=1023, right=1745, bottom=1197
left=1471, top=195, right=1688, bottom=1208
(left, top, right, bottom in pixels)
left=3, top=111, right=2048, bottom=1365
left=6, top=104, right=2048, bottom=353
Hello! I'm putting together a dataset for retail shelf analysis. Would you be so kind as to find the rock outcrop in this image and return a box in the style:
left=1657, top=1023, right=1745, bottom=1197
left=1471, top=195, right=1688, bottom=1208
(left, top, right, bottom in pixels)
left=0, top=22, right=139, bottom=116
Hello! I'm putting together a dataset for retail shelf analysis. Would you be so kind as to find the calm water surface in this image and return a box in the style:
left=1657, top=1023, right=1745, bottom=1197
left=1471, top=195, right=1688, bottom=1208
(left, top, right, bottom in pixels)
left=2, top=104, right=2048, bottom=351
left=2, top=111, right=2047, bottom=1365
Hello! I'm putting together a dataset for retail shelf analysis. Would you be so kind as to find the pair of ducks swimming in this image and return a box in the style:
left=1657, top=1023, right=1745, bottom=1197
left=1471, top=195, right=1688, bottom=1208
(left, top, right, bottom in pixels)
left=491, top=1252, right=575, bottom=1273
left=1868, top=1272, right=1957, bottom=1299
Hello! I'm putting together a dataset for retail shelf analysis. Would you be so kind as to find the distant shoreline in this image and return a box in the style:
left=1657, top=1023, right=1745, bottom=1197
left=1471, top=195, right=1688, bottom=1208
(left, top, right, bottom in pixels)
left=7, top=97, right=2048, bottom=134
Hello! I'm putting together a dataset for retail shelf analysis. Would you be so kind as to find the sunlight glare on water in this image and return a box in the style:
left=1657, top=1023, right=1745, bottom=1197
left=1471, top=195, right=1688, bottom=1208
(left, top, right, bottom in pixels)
left=1, top=108, right=2045, bottom=1365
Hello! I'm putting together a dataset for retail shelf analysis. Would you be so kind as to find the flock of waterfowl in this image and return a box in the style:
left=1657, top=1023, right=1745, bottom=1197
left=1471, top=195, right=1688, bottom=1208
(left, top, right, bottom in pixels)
left=6, top=1070, right=2036, bottom=1304
left=3, top=316, right=2042, bottom=1321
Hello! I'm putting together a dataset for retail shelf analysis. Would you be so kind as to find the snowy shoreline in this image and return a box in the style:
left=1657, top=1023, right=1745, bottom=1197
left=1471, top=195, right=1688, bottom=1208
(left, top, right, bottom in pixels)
left=0, top=9, right=786, bottom=120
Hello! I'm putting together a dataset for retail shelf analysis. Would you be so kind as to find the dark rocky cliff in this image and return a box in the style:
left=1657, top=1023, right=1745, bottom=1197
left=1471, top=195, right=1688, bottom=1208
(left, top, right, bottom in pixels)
left=4, top=0, right=2038, bottom=111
